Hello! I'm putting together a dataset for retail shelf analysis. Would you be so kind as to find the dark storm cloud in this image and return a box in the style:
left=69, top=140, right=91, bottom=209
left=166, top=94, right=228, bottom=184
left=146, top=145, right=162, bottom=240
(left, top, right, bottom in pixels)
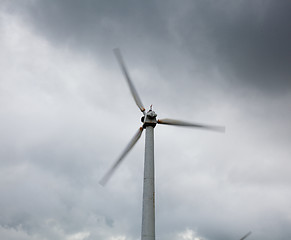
left=175, top=0, right=291, bottom=92
left=6, top=0, right=169, bottom=59
left=1, top=1, right=291, bottom=240
left=6, top=0, right=291, bottom=93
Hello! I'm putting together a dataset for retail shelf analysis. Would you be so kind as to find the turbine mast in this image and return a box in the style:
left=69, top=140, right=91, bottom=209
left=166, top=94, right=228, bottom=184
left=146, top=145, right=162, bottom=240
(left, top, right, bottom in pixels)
left=142, top=110, right=157, bottom=240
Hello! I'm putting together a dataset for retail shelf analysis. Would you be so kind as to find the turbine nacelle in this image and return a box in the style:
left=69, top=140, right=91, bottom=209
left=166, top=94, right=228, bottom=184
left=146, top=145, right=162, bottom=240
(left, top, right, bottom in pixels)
left=141, top=109, right=157, bottom=128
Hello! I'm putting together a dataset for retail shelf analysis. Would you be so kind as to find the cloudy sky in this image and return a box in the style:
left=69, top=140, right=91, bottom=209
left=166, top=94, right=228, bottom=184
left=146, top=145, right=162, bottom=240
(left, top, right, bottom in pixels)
left=1, top=1, right=291, bottom=240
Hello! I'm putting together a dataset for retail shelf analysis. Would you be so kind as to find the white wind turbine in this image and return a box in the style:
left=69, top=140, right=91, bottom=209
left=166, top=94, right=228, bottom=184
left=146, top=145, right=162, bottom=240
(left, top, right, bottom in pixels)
left=100, top=49, right=249, bottom=240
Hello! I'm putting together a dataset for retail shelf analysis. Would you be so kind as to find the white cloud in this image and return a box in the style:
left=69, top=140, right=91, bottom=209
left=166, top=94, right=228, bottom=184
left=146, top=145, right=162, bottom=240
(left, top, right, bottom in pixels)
left=177, top=228, right=206, bottom=240
left=66, top=231, right=90, bottom=240
left=0, top=225, right=40, bottom=240
left=109, top=236, right=127, bottom=240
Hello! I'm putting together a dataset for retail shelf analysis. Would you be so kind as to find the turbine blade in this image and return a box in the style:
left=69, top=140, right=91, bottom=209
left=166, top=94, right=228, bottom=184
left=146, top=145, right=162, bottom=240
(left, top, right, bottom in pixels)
left=157, top=118, right=225, bottom=132
left=113, top=48, right=145, bottom=114
left=240, top=231, right=252, bottom=240
left=99, top=127, right=144, bottom=186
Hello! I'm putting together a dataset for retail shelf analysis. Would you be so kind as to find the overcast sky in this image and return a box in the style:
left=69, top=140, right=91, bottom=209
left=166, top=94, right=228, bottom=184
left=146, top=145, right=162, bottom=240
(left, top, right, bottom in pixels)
left=1, top=1, right=291, bottom=240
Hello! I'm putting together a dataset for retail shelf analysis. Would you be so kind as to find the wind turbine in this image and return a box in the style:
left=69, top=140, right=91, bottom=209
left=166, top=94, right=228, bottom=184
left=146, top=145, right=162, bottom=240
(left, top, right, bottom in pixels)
left=100, top=48, right=225, bottom=240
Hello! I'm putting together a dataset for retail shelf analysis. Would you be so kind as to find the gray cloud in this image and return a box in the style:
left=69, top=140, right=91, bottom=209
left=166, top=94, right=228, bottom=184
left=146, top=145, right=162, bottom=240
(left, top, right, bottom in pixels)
left=5, top=0, right=291, bottom=93
left=1, top=1, right=291, bottom=240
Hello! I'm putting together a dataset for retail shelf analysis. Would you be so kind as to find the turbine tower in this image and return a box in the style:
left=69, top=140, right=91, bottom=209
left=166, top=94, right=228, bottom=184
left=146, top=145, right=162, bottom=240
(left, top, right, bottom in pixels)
left=100, top=49, right=225, bottom=240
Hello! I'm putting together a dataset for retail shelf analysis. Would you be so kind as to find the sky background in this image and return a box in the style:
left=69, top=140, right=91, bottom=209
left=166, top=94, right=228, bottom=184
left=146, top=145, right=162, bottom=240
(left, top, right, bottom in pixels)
left=1, top=1, right=291, bottom=240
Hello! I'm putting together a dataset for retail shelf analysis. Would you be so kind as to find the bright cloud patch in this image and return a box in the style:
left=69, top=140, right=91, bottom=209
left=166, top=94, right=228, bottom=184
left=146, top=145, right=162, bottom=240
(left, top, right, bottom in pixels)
left=177, top=228, right=206, bottom=240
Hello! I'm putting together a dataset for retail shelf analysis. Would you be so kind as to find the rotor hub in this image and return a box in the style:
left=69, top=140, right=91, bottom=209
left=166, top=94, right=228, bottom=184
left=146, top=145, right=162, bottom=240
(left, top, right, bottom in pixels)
left=142, top=109, right=157, bottom=128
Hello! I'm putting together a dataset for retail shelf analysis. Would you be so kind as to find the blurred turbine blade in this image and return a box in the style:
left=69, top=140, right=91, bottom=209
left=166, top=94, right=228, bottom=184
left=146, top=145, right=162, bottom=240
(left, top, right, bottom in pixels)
left=113, top=48, right=146, bottom=114
left=99, top=127, right=144, bottom=186
left=157, top=118, right=225, bottom=132
left=240, top=231, right=252, bottom=240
